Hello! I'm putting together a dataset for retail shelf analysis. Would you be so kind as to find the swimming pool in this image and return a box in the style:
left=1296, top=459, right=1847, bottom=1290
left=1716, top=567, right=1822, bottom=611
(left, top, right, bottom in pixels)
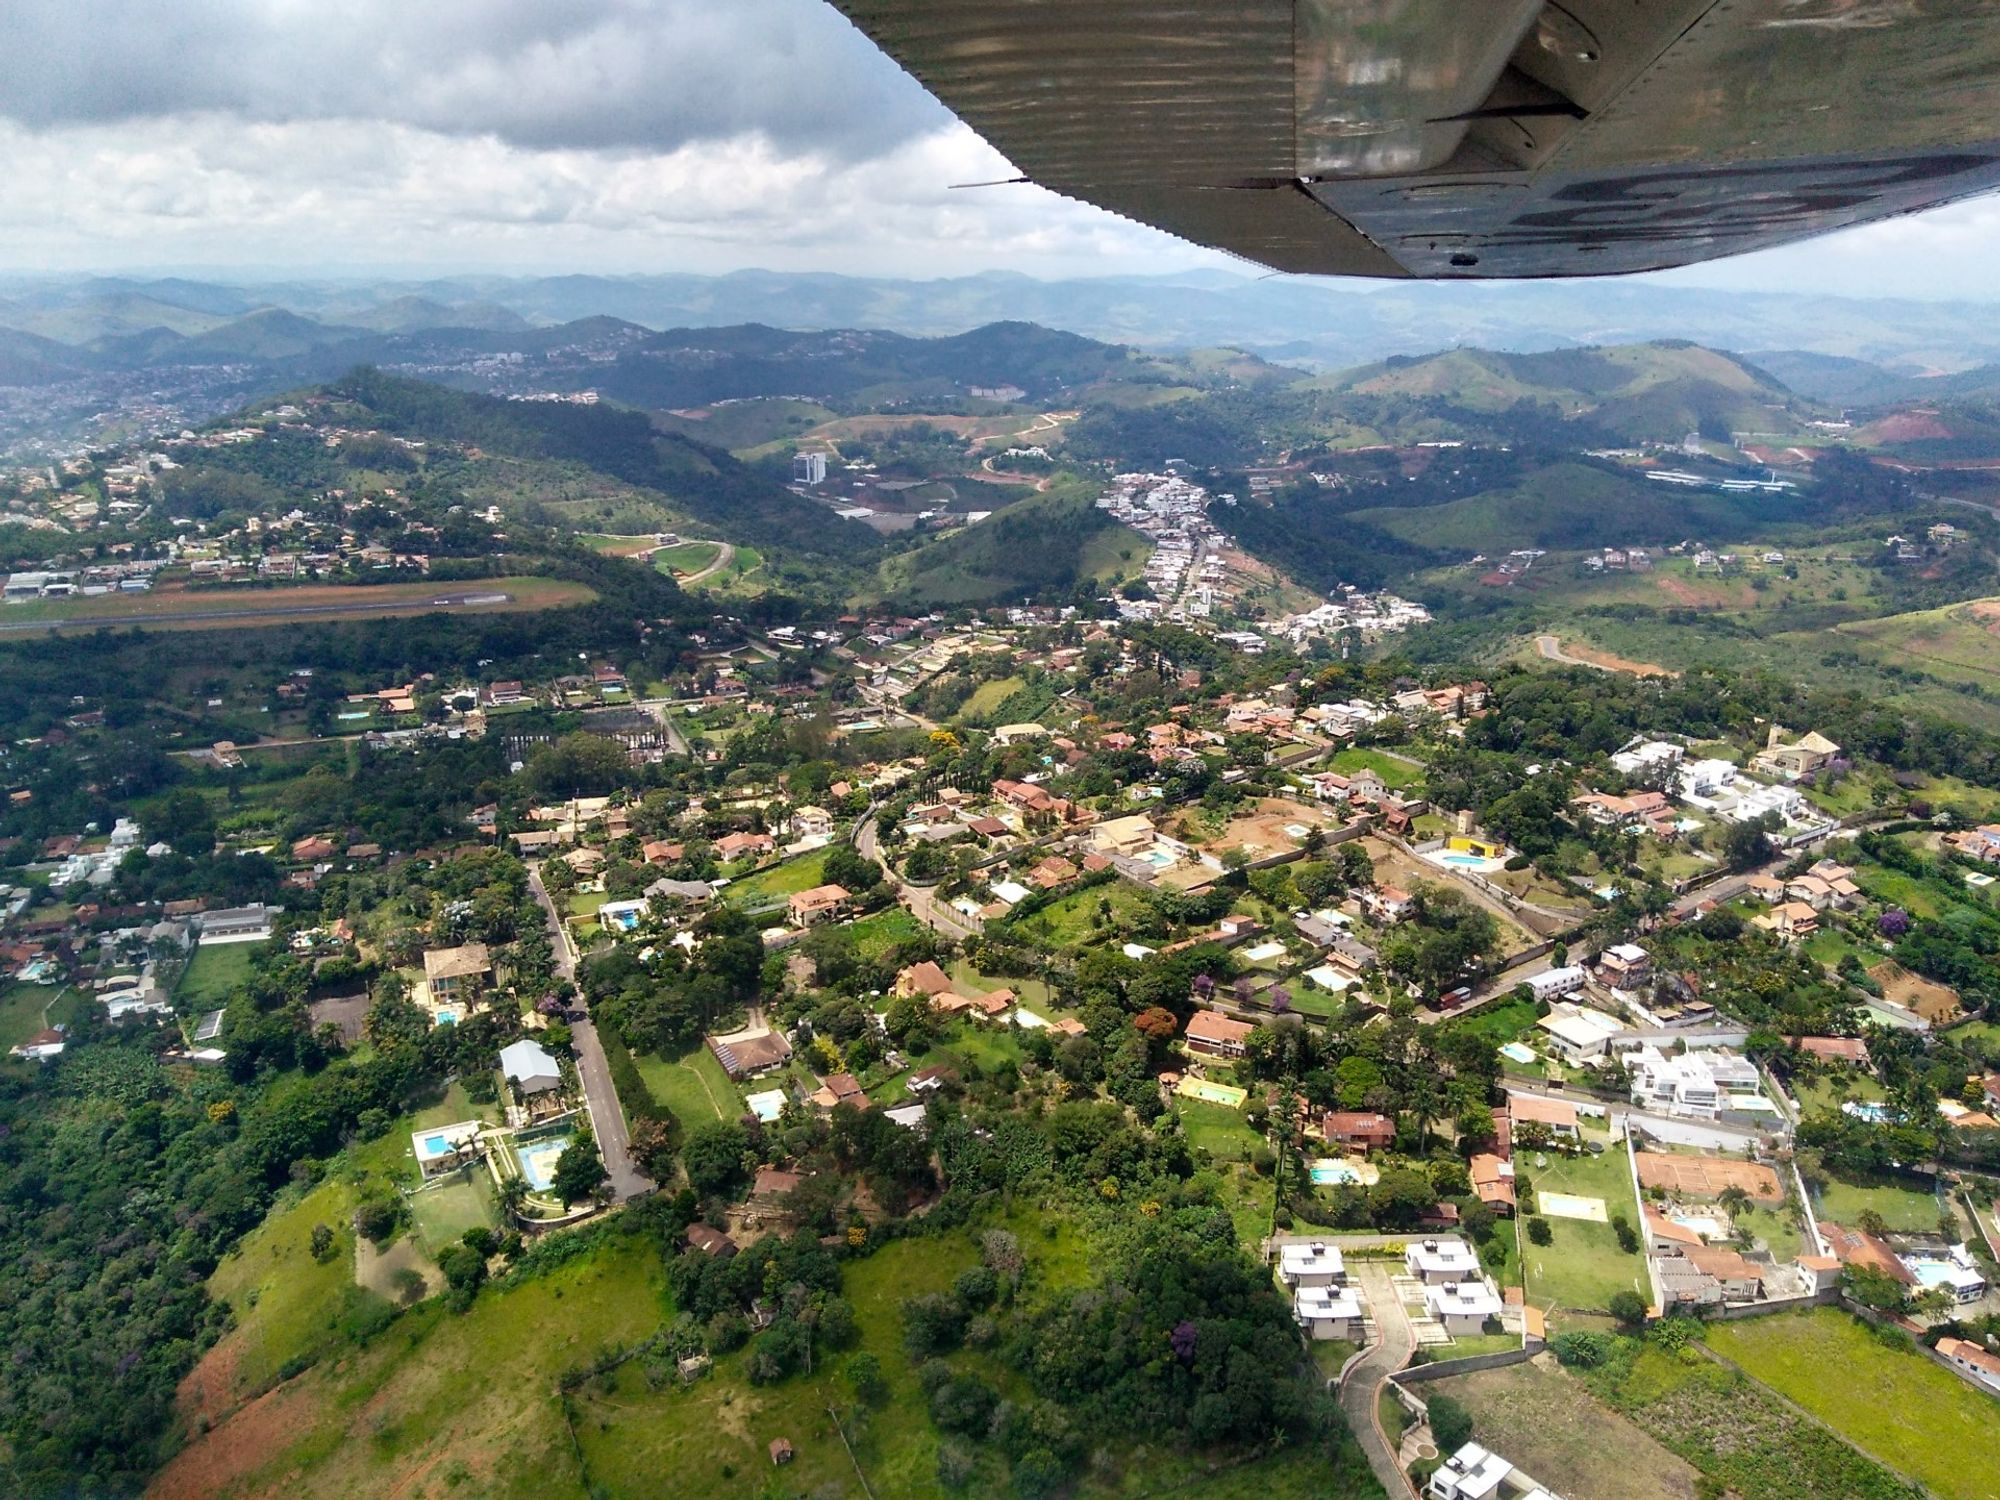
left=1498, top=1042, right=1537, bottom=1065
left=1137, top=847, right=1177, bottom=869
left=517, top=1133, right=573, bottom=1193
left=1309, top=1159, right=1362, bottom=1186
left=1176, top=1077, right=1248, bottom=1108
left=1437, top=853, right=1490, bottom=867
left=423, top=1133, right=451, bottom=1155
left=433, top=1009, right=457, bottom=1026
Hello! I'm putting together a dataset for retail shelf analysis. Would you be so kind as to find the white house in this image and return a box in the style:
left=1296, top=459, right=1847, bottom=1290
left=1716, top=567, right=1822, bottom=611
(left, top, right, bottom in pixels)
left=1423, top=1278, right=1505, bottom=1336
left=1405, top=1237, right=1480, bottom=1286
left=1278, top=1241, right=1347, bottom=1288
left=1626, top=1045, right=1764, bottom=1119
left=1426, top=1443, right=1558, bottom=1500
left=1524, top=965, right=1587, bottom=1002
left=1536, top=1003, right=1626, bottom=1064
left=1294, top=1283, right=1367, bottom=1341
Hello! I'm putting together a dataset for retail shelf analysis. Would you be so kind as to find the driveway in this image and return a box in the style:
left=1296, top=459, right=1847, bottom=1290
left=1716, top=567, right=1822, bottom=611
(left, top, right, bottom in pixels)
left=854, top=811, right=978, bottom=940
left=1340, top=1260, right=1418, bottom=1499
left=528, top=865, right=652, bottom=1202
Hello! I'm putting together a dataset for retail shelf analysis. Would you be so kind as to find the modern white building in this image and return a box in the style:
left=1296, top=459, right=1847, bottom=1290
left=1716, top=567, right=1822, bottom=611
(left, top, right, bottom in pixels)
left=1424, top=1278, right=1505, bottom=1336
left=1626, top=1045, right=1764, bottom=1119
left=1294, top=1282, right=1367, bottom=1341
left=792, top=451, right=827, bottom=485
left=1427, top=1442, right=1561, bottom=1500
left=1405, top=1237, right=1481, bottom=1285
left=1524, top=965, right=1587, bottom=1002
left=1536, top=1002, right=1626, bottom=1063
left=1278, top=1241, right=1347, bottom=1288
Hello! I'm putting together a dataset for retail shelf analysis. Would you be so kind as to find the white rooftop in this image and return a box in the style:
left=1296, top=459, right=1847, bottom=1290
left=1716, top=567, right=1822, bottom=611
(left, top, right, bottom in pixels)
left=1405, top=1237, right=1480, bottom=1278
left=1278, top=1241, right=1346, bottom=1281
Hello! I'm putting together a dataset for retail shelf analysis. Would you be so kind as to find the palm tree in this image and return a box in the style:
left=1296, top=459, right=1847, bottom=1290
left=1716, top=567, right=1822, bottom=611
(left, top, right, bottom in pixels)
left=498, top=1175, right=530, bottom=1222
left=1717, top=1185, right=1753, bottom=1219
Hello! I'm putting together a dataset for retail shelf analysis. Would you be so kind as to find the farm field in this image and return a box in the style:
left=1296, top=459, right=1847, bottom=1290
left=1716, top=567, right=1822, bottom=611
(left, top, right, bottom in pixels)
left=0, top=575, right=595, bottom=633
left=175, top=942, right=263, bottom=1008
left=1427, top=1356, right=1700, bottom=1500
left=1520, top=1134, right=1647, bottom=1317
left=1707, top=1309, right=2000, bottom=1500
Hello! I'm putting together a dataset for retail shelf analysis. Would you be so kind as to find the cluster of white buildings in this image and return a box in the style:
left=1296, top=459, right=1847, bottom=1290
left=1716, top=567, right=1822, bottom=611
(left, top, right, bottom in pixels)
left=1277, top=1241, right=1369, bottom=1341
left=1406, top=1237, right=1507, bottom=1335
left=1269, top=586, right=1432, bottom=648
left=50, top=818, right=152, bottom=890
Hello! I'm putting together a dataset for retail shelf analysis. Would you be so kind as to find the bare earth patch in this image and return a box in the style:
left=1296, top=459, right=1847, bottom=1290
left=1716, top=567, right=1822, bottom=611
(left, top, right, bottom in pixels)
left=1427, top=1355, right=1699, bottom=1500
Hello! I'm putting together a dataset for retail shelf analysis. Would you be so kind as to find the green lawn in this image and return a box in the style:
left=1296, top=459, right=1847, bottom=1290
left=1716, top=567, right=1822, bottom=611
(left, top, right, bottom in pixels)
left=1520, top=1136, right=1647, bottom=1317
left=1180, top=1098, right=1263, bottom=1164
left=409, top=1175, right=497, bottom=1255
left=1708, top=1309, right=2000, bottom=1500
left=721, top=846, right=830, bottom=908
left=1006, top=879, right=1156, bottom=947
left=960, top=674, right=1027, bottom=721
left=845, top=905, right=924, bottom=959
left=1327, top=746, right=1426, bottom=791
left=1815, top=1169, right=1943, bottom=1232
left=649, top=540, right=723, bottom=575
left=0, top=981, right=62, bottom=1054
left=949, top=956, right=1055, bottom=1008
left=175, top=941, right=262, bottom=1007
left=636, top=1045, right=740, bottom=1125
left=566, top=889, right=608, bottom=918
left=1444, top=994, right=1540, bottom=1047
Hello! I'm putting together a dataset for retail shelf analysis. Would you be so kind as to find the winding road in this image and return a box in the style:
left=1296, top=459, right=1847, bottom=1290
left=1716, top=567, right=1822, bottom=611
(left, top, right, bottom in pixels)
left=1339, top=1260, right=1419, bottom=1499
left=527, top=863, right=652, bottom=1202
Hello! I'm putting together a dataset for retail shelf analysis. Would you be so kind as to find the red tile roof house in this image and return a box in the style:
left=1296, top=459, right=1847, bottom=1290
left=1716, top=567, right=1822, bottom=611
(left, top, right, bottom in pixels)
left=1322, top=1111, right=1397, bottom=1153
left=1184, top=1009, right=1257, bottom=1059
left=787, top=884, right=852, bottom=927
left=715, top=831, right=776, bottom=861
left=893, top=960, right=954, bottom=999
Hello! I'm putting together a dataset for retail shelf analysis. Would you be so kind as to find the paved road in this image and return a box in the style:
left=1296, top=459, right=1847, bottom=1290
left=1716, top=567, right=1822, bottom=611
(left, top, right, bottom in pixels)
left=528, top=864, right=652, bottom=1202
left=1339, top=1261, right=1417, bottom=1499
left=679, top=540, right=736, bottom=585
left=854, top=813, right=979, bottom=939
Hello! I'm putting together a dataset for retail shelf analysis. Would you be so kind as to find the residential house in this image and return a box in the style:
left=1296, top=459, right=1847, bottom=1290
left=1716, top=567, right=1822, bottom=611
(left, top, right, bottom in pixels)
left=714, top=831, right=776, bottom=862
left=1627, top=1045, right=1764, bottom=1120
left=499, top=1039, right=562, bottom=1096
left=1524, top=965, right=1587, bottom=1002
left=1683, top=1244, right=1766, bottom=1301
left=291, top=834, right=337, bottom=862
left=808, top=1073, right=870, bottom=1113
left=788, top=884, right=852, bottom=927
left=1508, top=1093, right=1582, bottom=1142
left=1536, top=1003, right=1625, bottom=1064
left=1598, top=943, right=1653, bottom=987
left=1937, top=1337, right=2000, bottom=1394
left=1405, top=1237, right=1481, bottom=1286
left=641, top=839, right=686, bottom=864
left=9, top=1028, right=65, bottom=1062
left=1427, top=1443, right=1554, bottom=1500
left=1424, top=1278, right=1504, bottom=1335
left=1091, top=814, right=1158, bottom=857
left=707, top=1029, right=793, bottom=1080
left=1322, top=1110, right=1397, bottom=1153
left=1277, top=1241, right=1347, bottom=1288
left=1184, top=1008, right=1256, bottom=1059
left=423, top=943, right=491, bottom=1007
left=1293, top=1283, right=1367, bottom=1341
left=1361, top=885, right=1414, bottom=924
left=1469, top=1153, right=1515, bottom=1215
left=893, top=961, right=954, bottom=1000
left=790, top=806, right=834, bottom=839
left=1761, top=901, right=1820, bottom=940
left=1754, top=726, right=1841, bottom=781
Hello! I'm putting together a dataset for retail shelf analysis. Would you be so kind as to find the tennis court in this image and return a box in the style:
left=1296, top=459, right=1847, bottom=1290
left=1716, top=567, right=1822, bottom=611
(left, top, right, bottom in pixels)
left=1633, top=1152, right=1782, bottom=1200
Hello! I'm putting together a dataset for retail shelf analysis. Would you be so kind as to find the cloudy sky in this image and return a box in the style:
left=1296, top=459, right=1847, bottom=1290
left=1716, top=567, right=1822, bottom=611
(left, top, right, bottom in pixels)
left=4, top=0, right=2000, bottom=297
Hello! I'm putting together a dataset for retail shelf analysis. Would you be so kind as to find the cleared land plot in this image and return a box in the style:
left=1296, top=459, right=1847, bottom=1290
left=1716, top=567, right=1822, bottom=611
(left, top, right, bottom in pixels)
left=720, top=846, right=830, bottom=908
left=1866, top=959, right=1964, bottom=1024
left=1834, top=597, right=2000, bottom=695
left=1708, top=1309, right=2000, bottom=1500
left=1522, top=1137, right=1647, bottom=1315
left=1634, top=1152, right=1783, bottom=1201
left=0, top=575, right=594, bottom=633
left=175, top=941, right=262, bottom=1007
left=158, top=1236, right=665, bottom=1500
left=636, top=1045, right=739, bottom=1125
left=649, top=540, right=723, bottom=575
left=1816, top=1170, right=1942, bottom=1233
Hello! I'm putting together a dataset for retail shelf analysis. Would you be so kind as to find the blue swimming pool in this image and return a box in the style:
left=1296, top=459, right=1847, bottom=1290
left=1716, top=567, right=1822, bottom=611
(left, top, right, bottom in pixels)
left=517, top=1133, right=573, bottom=1193
left=423, top=1133, right=450, bottom=1155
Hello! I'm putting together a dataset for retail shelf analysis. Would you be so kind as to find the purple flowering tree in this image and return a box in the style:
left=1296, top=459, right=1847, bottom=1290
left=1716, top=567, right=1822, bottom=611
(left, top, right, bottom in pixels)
left=1269, top=986, right=1293, bottom=1016
left=1169, top=1319, right=1198, bottom=1364
left=1878, top=908, right=1911, bottom=939
left=1193, top=973, right=1215, bottom=1001
left=1233, top=976, right=1255, bottom=1006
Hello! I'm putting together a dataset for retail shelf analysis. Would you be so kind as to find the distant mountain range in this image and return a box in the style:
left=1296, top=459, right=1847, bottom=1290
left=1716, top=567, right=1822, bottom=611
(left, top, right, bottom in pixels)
left=11, top=268, right=2000, bottom=378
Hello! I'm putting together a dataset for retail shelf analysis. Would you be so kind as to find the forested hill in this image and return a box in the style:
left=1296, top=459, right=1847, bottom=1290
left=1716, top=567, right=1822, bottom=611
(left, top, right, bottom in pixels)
left=564, top=319, right=1296, bottom=411
left=322, top=369, right=879, bottom=561
left=1315, top=341, right=1813, bottom=444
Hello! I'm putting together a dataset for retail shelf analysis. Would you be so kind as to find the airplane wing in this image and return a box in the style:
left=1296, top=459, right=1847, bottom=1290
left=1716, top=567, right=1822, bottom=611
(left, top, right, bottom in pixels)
left=829, top=0, right=2000, bottom=278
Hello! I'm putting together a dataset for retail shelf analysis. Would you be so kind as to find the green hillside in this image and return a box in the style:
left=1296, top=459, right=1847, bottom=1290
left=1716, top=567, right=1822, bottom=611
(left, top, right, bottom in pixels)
left=1321, top=341, right=1811, bottom=442
left=1351, top=460, right=1814, bottom=551
left=322, top=369, right=879, bottom=561
left=869, top=482, right=1146, bottom=604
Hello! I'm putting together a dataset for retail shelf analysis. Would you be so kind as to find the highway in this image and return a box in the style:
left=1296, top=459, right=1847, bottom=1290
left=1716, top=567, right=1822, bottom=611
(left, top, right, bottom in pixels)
left=527, top=863, right=653, bottom=1202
